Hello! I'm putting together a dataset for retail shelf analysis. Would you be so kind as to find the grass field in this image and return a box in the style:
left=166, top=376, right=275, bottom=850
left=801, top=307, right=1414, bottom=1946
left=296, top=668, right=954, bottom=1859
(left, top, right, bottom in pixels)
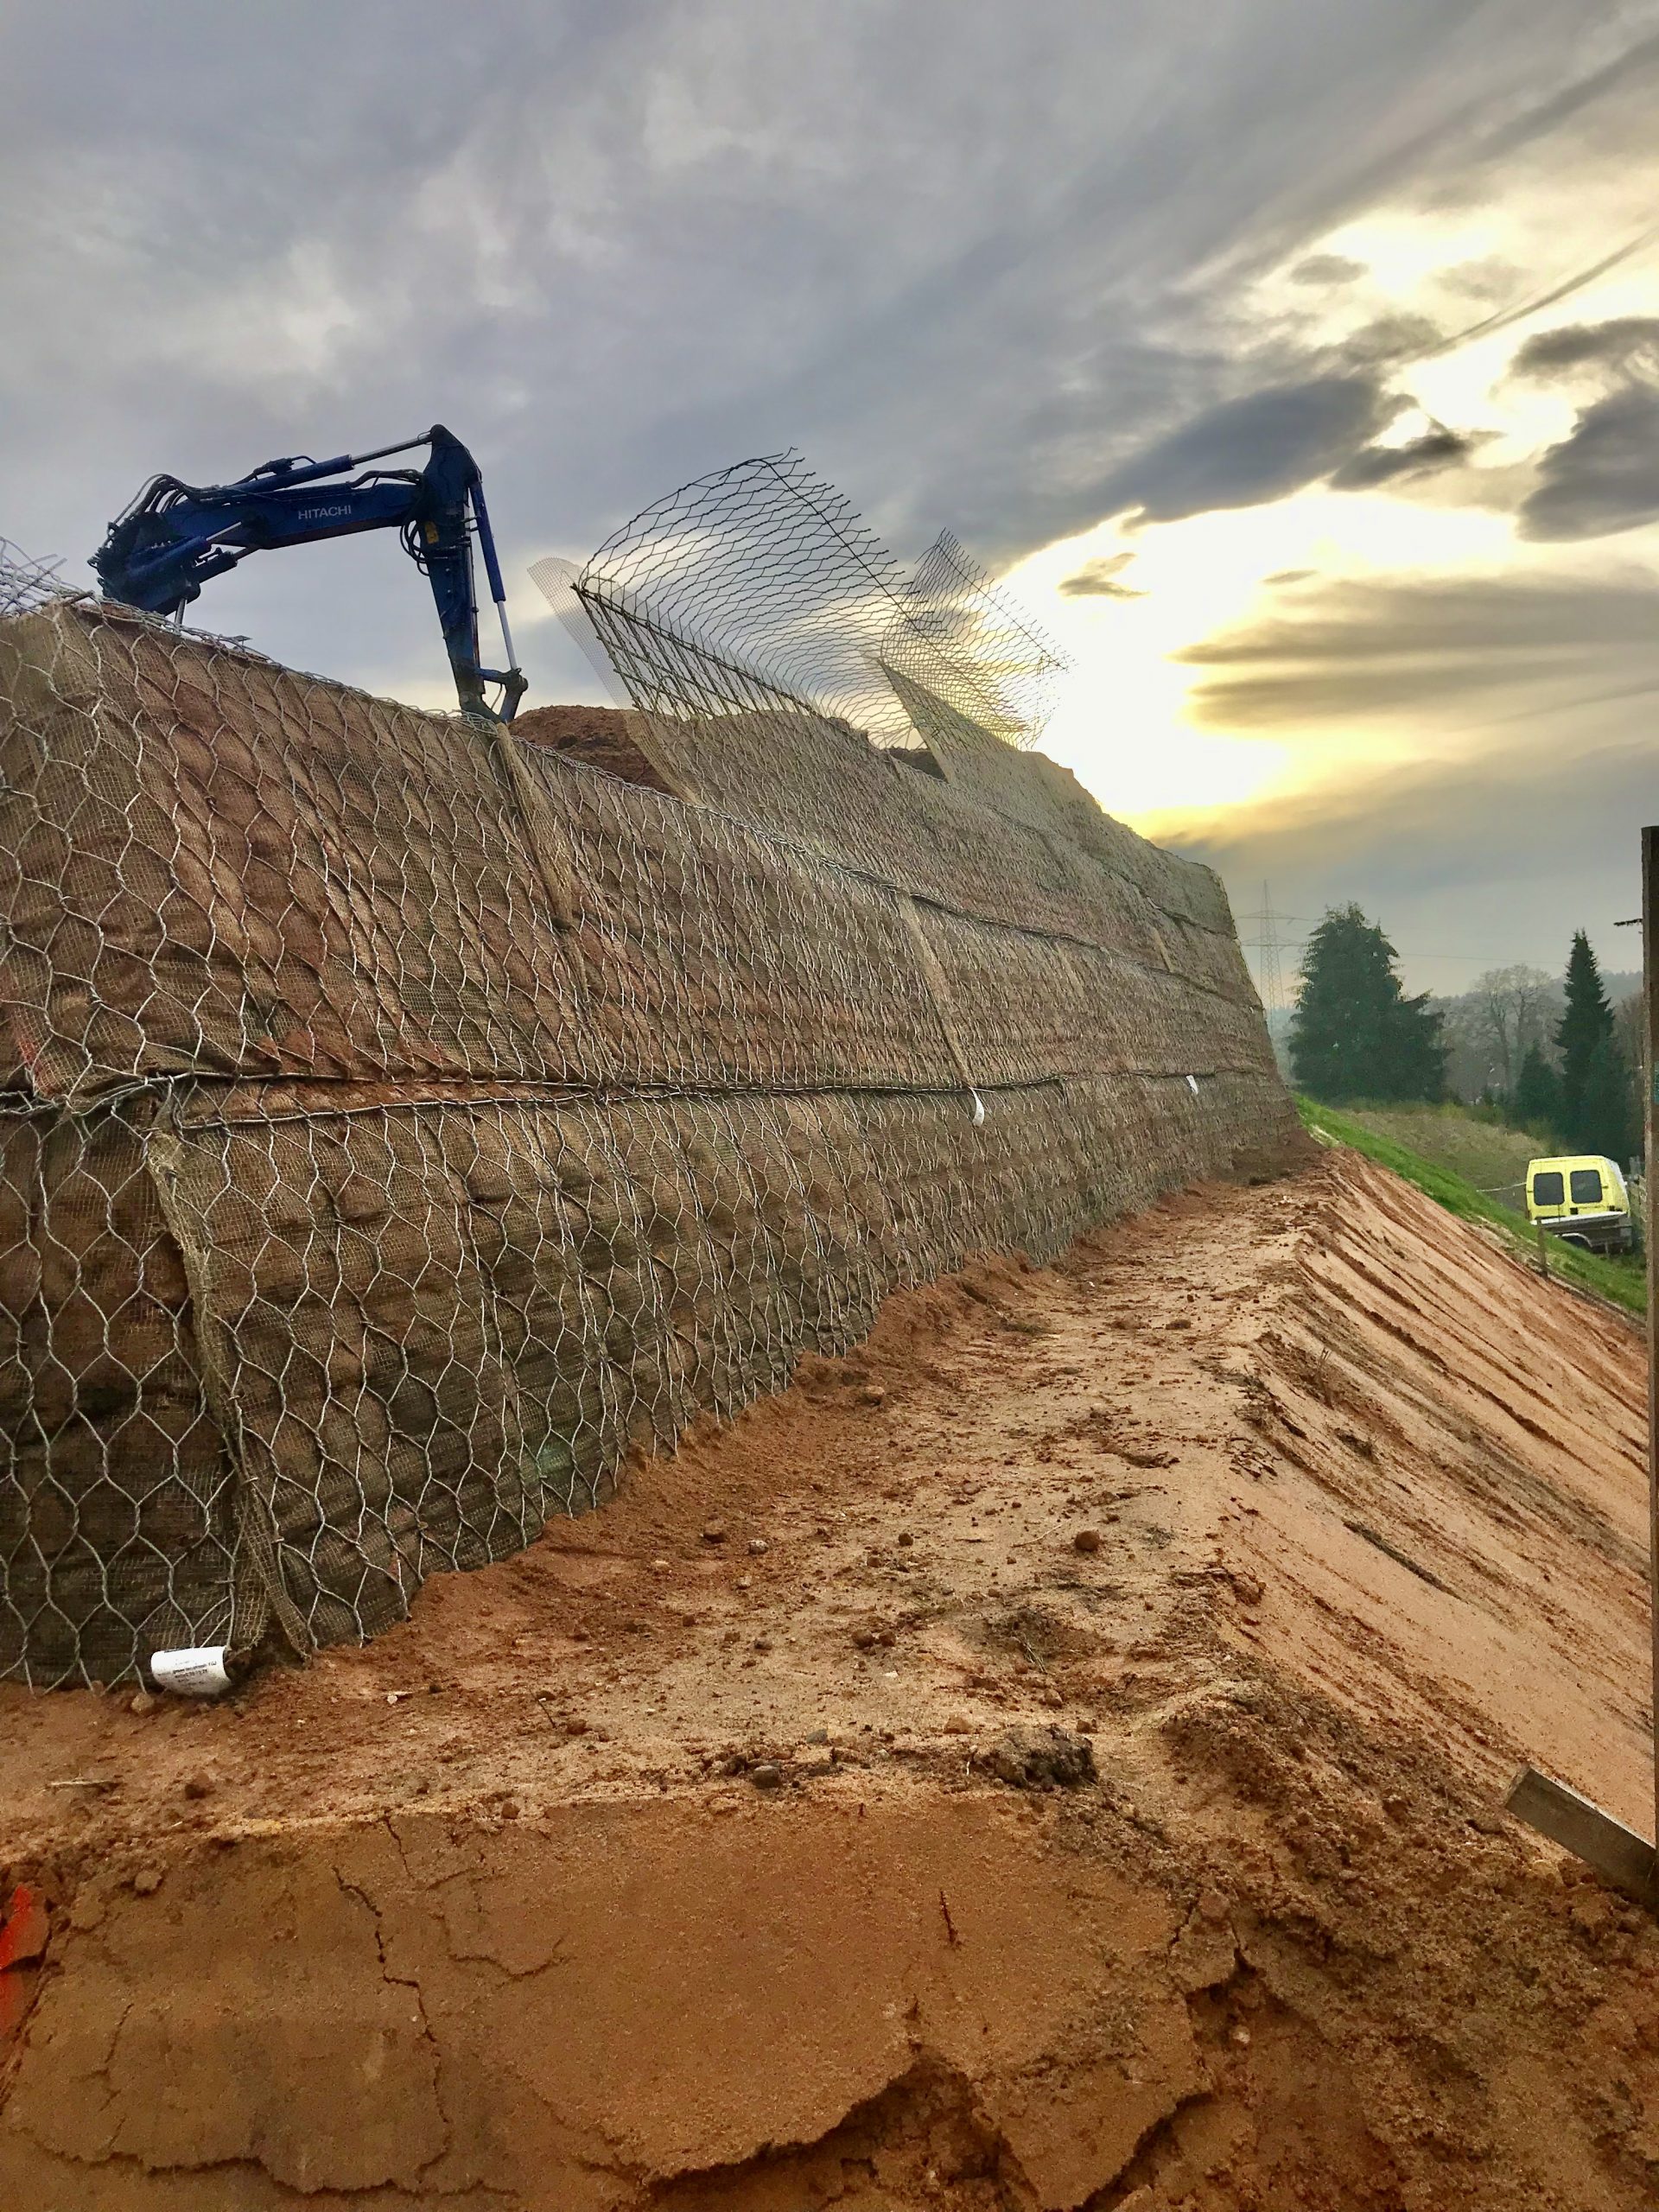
left=1297, top=1096, right=1646, bottom=1316
left=1328, top=1102, right=1540, bottom=1207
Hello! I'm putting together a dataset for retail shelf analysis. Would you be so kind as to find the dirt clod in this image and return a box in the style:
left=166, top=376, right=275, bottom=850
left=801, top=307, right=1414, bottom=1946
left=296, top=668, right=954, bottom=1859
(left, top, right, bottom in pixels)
left=984, top=1725, right=1097, bottom=1791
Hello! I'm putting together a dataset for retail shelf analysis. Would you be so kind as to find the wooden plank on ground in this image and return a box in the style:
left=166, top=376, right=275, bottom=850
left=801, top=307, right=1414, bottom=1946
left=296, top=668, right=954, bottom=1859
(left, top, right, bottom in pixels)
left=1504, top=1766, right=1656, bottom=1902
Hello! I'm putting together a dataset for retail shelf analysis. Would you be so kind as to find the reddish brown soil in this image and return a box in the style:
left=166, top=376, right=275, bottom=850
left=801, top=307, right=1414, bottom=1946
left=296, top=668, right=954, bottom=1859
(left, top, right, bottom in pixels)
left=2, top=1150, right=1656, bottom=2209
left=511, top=702, right=677, bottom=791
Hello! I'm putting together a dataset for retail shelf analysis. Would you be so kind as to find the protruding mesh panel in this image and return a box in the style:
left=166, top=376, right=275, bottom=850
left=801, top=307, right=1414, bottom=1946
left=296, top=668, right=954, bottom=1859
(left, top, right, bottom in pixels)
left=0, top=551, right=1294, bottom=1685
left=892, top=530, right=1070, bottom=747
left=569, top=450, right=1070, bottom=758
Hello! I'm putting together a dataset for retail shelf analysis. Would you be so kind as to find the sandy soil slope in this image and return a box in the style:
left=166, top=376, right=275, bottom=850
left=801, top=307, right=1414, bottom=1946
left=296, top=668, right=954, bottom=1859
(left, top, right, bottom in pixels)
left=1, top=1149, right=1655, bottom=2209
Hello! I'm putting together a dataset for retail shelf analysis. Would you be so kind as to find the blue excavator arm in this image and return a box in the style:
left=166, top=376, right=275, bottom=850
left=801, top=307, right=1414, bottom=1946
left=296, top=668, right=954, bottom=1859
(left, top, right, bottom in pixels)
left=92, top=424, right=527, bottom=723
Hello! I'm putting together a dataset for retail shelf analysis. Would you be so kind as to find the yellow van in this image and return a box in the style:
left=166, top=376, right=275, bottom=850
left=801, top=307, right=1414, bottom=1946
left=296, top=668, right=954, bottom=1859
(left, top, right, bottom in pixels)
left=1524, top=1154, right=1634, bottom=1254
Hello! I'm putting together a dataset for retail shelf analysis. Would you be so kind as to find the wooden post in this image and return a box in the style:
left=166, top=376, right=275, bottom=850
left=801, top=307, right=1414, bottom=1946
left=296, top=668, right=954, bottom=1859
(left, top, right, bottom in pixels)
left=1505, top=1769, right=1656, bottom=1901
left=1501, top=829, right=1659, bottom=1905
left=1644, top=825, right=1659, bottom=1856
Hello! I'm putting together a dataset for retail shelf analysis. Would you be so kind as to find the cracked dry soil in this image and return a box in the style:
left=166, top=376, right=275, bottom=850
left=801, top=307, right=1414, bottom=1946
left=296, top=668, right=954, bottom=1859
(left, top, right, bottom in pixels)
left=2, top=1149, right=1657, bottom=2209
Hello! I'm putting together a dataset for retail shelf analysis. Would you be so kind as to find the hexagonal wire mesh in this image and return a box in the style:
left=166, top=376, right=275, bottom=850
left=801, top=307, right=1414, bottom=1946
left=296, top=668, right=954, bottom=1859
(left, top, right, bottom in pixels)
left=0, top=471, right=1289, bottom=1686
left=558, top=449, right=1070, bottom=757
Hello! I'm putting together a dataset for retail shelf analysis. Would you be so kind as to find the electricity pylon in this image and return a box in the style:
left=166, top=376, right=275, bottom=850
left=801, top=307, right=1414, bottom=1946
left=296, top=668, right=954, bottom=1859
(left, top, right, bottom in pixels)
left=1240, top=882, right=1291, bottom=1013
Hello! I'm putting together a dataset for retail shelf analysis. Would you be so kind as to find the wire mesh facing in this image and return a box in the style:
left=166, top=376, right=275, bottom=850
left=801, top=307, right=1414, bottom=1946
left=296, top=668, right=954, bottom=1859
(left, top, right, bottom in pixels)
left=1, top=521, right=1293, bottom=1687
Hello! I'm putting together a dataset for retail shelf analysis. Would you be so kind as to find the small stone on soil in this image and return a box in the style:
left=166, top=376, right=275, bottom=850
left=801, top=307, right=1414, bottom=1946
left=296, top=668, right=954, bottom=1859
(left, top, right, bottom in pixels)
left=1073, top=1529, right=1103, bottom=1554
left=749, top=1763, right=783, bottom=1790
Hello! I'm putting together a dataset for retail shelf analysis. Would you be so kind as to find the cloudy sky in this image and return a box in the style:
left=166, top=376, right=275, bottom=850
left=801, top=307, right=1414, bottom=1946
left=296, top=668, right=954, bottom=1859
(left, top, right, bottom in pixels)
left=6, top=0, right=1659, bottom=996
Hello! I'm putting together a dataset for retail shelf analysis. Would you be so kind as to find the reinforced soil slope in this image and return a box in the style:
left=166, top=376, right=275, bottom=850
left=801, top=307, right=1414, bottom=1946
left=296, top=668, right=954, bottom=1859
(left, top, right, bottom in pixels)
left=1, top=1147, right=1655, bottom=2210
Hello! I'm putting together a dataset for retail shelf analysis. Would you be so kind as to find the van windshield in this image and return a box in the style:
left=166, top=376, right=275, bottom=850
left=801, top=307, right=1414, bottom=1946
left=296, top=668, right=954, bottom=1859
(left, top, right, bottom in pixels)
left=1532, top=1171, right=1565, bottom=1206
left=1569, top=1168, right=1605, bottom=1206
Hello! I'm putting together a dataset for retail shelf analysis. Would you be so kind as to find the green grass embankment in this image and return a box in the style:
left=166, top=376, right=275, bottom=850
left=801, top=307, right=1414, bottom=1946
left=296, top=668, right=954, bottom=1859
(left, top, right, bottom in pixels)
left=1321, top=1102, right=1539, bottom=1207
left=1296, top=1096, right=1645, bottom=1318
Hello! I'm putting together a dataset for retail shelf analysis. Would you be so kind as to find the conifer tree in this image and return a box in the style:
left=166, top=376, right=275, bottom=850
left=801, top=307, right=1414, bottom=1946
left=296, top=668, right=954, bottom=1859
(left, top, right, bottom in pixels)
left=1290, top=905, right=1446, bottom=1103
left=1577, top=1033, right=1638, bottom=1166
left=1554, top=931, right=1624, bottom=1153
left=1510, top=1044, right=1561, bottom=1138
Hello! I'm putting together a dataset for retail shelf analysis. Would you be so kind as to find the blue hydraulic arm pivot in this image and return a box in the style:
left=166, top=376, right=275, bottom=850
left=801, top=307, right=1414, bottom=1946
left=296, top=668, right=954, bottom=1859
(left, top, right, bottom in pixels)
left=92, top=425, right=527, bottom=723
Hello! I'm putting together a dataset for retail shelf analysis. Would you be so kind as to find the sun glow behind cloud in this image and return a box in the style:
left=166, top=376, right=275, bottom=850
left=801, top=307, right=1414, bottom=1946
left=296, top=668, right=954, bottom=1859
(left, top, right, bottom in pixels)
left=1005, top=484, right=1524, bottom=821
left=1002, top=174, right=1659, bottom=839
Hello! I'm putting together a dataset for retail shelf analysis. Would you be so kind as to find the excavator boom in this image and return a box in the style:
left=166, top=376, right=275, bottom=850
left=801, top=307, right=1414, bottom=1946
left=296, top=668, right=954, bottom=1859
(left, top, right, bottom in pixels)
left=93, top=424, right=526, bottom=722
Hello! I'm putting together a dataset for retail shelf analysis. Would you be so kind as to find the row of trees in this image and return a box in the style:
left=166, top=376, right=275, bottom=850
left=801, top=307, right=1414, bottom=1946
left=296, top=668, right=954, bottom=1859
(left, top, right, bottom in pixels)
left=1287, top=906, right=1640, bottom=1162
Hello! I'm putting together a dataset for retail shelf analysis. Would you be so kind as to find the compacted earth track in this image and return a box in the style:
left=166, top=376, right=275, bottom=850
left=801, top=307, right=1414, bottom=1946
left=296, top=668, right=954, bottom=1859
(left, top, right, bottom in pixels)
left=1, top=1148, right=1655, bottom=2210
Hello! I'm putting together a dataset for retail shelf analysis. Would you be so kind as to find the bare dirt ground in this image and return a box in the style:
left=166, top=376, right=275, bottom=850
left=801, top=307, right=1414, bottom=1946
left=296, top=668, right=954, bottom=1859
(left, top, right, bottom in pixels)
left=2, top=1148, right=1656, bottom=2209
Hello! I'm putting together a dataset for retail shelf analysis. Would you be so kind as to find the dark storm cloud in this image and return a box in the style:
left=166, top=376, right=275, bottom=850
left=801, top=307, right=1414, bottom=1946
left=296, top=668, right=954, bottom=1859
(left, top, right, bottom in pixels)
left=1086, top=376, right=1399, bottom=527
left=1518, top=386, right=1659, bottom=539
left=1512, top=315, right=1659, bottom=374
left=1503, top=314, right=1659, bottom=540
left=1331, top=312, right=1448, bottom=369
left=4, top=0, right=1656, bottom=705
left=1059, top=553, right=1144, bottom=598
left=1326, top=423, right=1476, bottom=490
left=1289, top=253, right=1366, bottom=286
left=1174, top=571, right=1659, bottom=727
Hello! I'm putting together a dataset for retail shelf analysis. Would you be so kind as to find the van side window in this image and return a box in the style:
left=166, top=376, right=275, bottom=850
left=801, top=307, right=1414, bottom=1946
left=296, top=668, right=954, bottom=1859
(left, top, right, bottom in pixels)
left=1532, top=1171, right=1565, bottom=1205
left=1569, top=1168, right=1604, bottom=1205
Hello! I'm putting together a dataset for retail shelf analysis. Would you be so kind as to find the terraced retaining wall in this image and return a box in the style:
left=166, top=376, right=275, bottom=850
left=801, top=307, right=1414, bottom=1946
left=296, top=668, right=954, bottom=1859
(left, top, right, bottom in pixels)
left=0, top=598, right=1297, bottom=1682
